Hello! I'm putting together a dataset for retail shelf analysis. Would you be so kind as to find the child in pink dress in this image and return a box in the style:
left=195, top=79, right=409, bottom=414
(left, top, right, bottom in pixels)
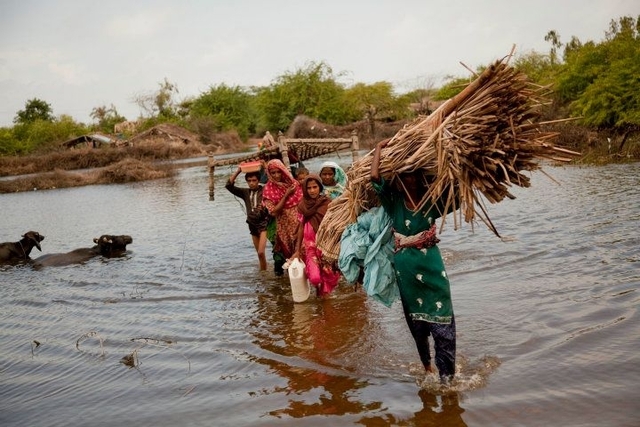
left=291, top=174, right=341, bottom=296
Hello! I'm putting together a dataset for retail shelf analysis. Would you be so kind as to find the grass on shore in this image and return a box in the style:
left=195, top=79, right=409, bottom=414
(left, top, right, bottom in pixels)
left=0, top=139, right=214, bottom=194
left=0, top=140, right=208, bottom=177
left=0, top=159, right=176, bottom=193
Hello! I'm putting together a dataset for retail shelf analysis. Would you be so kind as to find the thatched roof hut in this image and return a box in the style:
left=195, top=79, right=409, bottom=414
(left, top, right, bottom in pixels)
left=127, top=124, right=201, bottom=146
left=62, top=133, right=116, bottom=149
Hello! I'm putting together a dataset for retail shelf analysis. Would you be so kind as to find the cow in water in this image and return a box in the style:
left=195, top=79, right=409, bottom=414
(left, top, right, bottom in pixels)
left=33, top=235, right=133, bottom=268
left=0, top=231, right=45, bottom=263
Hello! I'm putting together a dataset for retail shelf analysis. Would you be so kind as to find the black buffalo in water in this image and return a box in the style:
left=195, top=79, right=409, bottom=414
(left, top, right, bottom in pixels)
left=33, top=235, right=133, bottom=267
left=0, top=231, right=45, bottom=263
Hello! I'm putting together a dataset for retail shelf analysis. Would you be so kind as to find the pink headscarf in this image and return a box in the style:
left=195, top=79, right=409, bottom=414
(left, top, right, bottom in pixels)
left=262, top=159, right=303, bottom=209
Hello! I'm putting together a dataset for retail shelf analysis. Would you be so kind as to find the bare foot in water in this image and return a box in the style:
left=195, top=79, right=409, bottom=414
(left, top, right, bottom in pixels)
left=424, top=365, right=434, bottom=374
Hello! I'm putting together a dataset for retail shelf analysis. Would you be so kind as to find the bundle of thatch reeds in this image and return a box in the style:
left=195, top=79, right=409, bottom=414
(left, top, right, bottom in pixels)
left=316, top=52, right=579, bottom=262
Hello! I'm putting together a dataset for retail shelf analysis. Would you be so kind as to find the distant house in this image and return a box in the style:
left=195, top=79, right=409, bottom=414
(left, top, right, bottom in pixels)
left=126, top=123, right=200, bottom=146
left=62, top=133, right=116, bottom=149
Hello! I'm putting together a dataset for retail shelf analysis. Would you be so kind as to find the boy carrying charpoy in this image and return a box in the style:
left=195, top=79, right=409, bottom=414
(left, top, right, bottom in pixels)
left=226, top=166, right=272, bottom=270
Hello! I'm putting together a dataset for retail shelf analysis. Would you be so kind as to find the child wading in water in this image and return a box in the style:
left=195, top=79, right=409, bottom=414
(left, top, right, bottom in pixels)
left=291, top=174, right=341, bottom=296
left=319, top=161, right=347, bottom=200
left=225, top=167, right=271, bottom=270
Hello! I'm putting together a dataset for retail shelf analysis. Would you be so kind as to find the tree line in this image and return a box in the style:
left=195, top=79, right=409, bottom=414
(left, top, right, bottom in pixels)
left=1, top=15, right=637, bottom=157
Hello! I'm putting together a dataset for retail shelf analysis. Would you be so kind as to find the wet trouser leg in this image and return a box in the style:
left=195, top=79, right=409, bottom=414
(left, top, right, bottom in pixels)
left=431, top=315, right=456, bottom=381
left=273, top=251, right=285, bottom=276
left=401, top=297, right=456, bottom=380
left=401, top=297, right=432, bottom=370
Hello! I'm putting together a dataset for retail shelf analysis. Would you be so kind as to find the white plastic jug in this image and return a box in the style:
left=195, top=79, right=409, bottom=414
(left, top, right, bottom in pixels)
left=288, top=258, right=310, bottom=302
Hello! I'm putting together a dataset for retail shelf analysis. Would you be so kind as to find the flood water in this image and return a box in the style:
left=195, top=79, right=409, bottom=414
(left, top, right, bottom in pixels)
left=1, top=155, right=638, bottom=427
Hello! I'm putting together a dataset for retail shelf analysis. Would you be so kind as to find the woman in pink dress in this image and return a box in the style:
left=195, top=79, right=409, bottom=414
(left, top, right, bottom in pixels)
left=262, top=159, right=303, bottom=275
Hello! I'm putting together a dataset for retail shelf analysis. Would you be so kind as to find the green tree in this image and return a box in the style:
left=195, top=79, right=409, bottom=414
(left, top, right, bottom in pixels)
left=188, top=84, right=256, bottom=139
left=555, top=40, right=606, bottom=103
left=512, top=50, right=557, bottom=85
left=571, top=57, right=640, bottom=128
left=563, top=36, right=584, bottom=61
left=132, top=78, right=180, bottom=120
left=14, top=98, right=54, bottom=124
left=545, top=30, right=562, bottom=65
left=344, top=81, right=408, bottom=136
left=0, top=127, right=20, bottom=155
left=434, top=75, right=473, bottom=100
left=254, top=61, right=351, bottom=132
left=397, top=77, right=437, bottom=116
left=11, top=115, right=88, bottom=153
left=555, top=15, right=640, bottom=130
left=90, top=104, right=126, bottom=134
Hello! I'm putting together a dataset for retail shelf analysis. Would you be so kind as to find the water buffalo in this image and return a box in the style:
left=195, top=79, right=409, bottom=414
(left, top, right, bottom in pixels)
left=33, top=234, right=133, bottom=268
left=0, top=231, right=45, bottom=263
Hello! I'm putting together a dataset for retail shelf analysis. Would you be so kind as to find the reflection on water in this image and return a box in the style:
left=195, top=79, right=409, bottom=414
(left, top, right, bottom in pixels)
left=413, top=391, right=467, bottom=427
left=0, top=161, right=639, bottom=426
left=249, top=281, right=377, bottom=418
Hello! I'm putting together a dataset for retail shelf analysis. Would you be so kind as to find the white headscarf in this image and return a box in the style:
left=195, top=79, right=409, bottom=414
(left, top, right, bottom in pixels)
left=320, top=161, right=348, bottom=199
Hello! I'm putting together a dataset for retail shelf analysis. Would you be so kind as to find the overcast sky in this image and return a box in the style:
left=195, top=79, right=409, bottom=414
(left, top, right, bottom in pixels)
left=1, top=0, right=638, bottom=127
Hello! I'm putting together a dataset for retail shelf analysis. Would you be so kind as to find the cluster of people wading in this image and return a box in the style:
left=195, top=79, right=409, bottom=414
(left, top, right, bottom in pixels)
left=226, top=159, right=346, bottom=296
left=225, top=141, right=457, bottom=383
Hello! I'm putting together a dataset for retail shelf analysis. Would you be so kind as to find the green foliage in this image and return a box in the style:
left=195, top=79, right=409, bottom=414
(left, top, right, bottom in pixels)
left=555, top=15, right=640, bottom=128
left=14, top=98, right=54, bottom=124
left=555, top=41, right=606, bottom=103
left=344, top=81, right=410, bottom=121
left=156, top=79, right=179, bottom=119
left=512, top=50, right=558, bottom=85
left=562, top=36, right=584, bottom=61
left=254, top=61, right=353, bottom=132
left=189, top=84, right=256, bottom=139
left=133, top=78, right=180, bottom=120
left=434, top=76, right=472, bottom=100
left=544, top=30, right=562, bottom=65
left=397, top=88, right=435, bottom=115
left=0, top=127, right=20, bottom=155
left=571, top=53, right=640, bottom=127
left=90, top=104, right=127, bottom=134
left=10, top=116, right=89, bottom=154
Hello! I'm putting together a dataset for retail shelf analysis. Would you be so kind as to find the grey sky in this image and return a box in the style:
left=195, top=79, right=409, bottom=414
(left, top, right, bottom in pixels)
left=0, top=0, right=638, bottom=127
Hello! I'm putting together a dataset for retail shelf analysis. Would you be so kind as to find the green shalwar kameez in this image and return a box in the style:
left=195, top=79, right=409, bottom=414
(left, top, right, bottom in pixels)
left=372, top=178, right=456, bottom=379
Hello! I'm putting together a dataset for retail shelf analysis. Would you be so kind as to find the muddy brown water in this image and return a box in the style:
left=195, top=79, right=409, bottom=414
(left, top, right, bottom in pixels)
left=1, top=156, right=638, bottom=426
